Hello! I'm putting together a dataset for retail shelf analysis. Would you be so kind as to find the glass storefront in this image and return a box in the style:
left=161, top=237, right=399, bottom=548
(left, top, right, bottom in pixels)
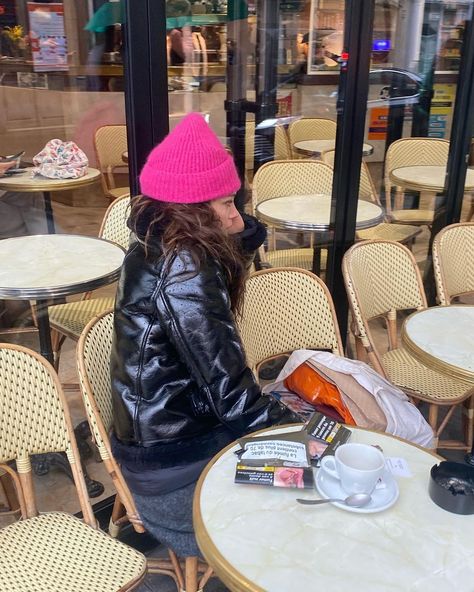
left=1, top=0, right=474, bottom=514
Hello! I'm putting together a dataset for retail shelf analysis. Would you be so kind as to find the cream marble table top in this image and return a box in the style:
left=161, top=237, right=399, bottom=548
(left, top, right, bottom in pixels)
left=402, top=305, right=474, bottom=385
left=256, top=194, right=384, bottom=232
left=194, top=425, right=474, bottom=592
left=0, top=234, right=125, bottom=299
left=0, top=167, right=101, bottom=192
left=294, top=139, right=374, bottom=157
left=390, top=166, right=474, bottom=193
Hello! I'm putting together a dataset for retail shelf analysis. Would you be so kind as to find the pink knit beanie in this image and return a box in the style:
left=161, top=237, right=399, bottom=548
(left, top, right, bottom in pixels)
left=139, top=113, right=241, bottom=203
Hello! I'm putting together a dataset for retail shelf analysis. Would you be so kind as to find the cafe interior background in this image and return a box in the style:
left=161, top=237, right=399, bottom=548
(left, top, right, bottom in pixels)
left=0, top=0, right=473, bottom=552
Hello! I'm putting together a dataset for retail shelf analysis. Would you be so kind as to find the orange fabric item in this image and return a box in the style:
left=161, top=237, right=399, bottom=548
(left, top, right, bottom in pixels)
left=284, top=363, right=356, bottom=425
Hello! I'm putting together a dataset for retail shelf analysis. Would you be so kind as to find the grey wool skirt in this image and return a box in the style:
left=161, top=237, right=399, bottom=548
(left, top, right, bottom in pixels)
left=133, top=480, right=202, bottom=557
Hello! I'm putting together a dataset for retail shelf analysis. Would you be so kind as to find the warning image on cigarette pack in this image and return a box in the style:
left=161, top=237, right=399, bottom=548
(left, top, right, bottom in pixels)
left=235, top=465, right=314, bottom=489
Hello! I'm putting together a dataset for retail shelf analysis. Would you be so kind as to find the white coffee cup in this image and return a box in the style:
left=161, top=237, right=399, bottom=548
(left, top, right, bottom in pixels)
left=320, top=443, right=385, bottom=495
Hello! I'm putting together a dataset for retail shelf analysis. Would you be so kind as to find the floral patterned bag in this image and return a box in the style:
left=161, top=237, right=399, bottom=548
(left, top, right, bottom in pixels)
left=33, top=139, right=88, bottom=179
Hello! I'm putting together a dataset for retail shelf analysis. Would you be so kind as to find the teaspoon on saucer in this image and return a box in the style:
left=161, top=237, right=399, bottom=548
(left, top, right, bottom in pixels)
left=296, top=492, right=372, bottom=507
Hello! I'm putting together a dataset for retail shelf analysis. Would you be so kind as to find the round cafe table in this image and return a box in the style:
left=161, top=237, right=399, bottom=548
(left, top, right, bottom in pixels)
left=401, top=305, right=474, bottom=386
left=256, top=194, right=383, bottom=274
left=402, top=305, right=474, bottom=465
left=256, top=194, right=384, bottom=233
left=194, top=425, right=474, bottom=592
left=294, top=139, right=374, bottom=157
left=390, top=166, right=474, bottom=193
left=0, top=234, right=125, bottom=496
left=0, top=233, right=124, bottom=365
left=0, top=167, right=101, bottom=234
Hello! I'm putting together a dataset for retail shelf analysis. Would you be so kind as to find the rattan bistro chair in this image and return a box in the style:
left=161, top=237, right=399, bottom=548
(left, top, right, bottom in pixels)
left=432, top=222, right=474, bottom=305
left=384, top=137, right=450, bottom=227
left=343, top=239, right=474, bottom=450
left=321, top=149, right=421, bottom=247
left=94, top=124, right=130, bottom=201
left=252, top=160, right=334, bottom=271
left=237, top=268, right=343, bottom=376
left=288, top=117, right=337, bottom=159
left=0, top=343, right=146, bottom=592
left=77, top=311, right=213, bottom=592
left=48, top=194, right=131, bottom=369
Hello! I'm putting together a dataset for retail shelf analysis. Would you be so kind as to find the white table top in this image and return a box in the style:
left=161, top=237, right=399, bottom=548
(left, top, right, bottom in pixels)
left=0, top=167, right=101, bottom=192
left=390, top=166, right=474, bottom=193
left=256, top=194, right=384, bottom=232
left=0, top=234, right=124, bottom=299
left=194, top=425, right=474, bottom=592
left=402, top=305, right=474, bottom=384
left=294, top=139, right=374, bottom=156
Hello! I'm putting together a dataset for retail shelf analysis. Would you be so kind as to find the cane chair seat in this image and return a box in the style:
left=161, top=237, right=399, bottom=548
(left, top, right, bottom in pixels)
left=432, top=222, right=474, bottom=305
left=382, top=348, right=470, bottom=404
left=238, top=268, right=343, bottom=375
left=0, top=512, right=146, bottom=592
left=343, top=239, right=474, bottom=451
left=356, top=221, right=422, bottom=242
left=77, top=311, right=214, bottom=592
left=264, top=247, right=322, bottom=271
left=388, top=209, right=434, bottom=225
left=48, top=297, right=115, bottom=339
left=107, top=186, right=130, bottom=200
left=94, top=125, right=130, bottom=201
left=48, top=194, right=130, bottom=368
left=0, top=343, right=146, bottom=591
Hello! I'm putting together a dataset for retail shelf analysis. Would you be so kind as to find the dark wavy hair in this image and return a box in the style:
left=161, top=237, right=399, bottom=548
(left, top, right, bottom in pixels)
left=129, top=195, right=247, bottom=313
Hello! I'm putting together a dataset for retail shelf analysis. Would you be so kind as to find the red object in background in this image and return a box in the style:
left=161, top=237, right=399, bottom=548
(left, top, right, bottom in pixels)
left=341, top=51, right=349, bottom=61
left=0, top=7, right=5, bottom=15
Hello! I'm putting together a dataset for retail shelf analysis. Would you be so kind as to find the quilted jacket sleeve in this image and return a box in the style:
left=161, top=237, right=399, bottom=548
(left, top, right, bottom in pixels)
left=155, top=251, right=299, bottom=435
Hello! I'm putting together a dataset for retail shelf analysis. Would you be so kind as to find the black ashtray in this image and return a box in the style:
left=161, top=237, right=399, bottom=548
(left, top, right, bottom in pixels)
left=429, top=461, right=474, bottom=515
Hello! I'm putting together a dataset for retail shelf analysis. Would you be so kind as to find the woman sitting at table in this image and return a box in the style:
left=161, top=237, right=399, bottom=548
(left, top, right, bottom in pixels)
left=111, top=113, right=298, bottom=557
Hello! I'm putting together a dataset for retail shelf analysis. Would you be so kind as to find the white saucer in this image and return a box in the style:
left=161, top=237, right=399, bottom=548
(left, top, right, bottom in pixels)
left=315, top=468, right=399, bottom=514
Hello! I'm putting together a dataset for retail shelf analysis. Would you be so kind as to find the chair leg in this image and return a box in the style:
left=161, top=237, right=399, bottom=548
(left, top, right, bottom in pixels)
left=185, top=556, right=198, bottom=592
left=0, top=470, right=20, bottom=515
left=108, top=495, right=127, bottom=537
left=428, top=404, right=439, bottom=449
left=51, top=329, right=66, bottom=372
left=198, top=566, right=214, bottom=591
left=462, top=395, right=474, bottom=450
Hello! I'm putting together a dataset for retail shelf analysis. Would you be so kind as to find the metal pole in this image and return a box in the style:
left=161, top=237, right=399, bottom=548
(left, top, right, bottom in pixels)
left=123, top=0, right=169, bottom=196
left=225, top=0, right=249, bottom=211
left=325, top=0, right=375, bottom=348
left=253, top=0, right=279, bottom=172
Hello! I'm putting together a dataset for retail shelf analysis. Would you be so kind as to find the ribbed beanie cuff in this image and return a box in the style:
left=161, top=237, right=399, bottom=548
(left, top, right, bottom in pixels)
left=139, top=113, right=241, bottom=203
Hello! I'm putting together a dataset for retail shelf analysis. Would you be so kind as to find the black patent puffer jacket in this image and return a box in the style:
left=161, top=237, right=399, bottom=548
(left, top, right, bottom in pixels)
left=111, top=217, right=298, bottom=468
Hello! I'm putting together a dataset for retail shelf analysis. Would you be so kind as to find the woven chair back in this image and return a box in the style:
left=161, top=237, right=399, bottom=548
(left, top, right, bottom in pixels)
left=77, top=311, right=115, bottom=454
left=432, top=222, right=474, bottom=305
left=0, top=344, right=95, bottom=523
left=77, top=310, right=144, bottom=532
left=237, top=268, right=343, bottom=373
left=321, top=149, right=379, bottom=204
left=343, top=240, right=426, bottom=339
left=288, top=118, right=337, bottom=157
left=384, top=138, right=449, bottom=211
left=245, top=121, right=292, bottom=171
left=94, top=125, right=128, bottom=191
left=99, top=194, right=131, bottom=250
left=252, top=159, right=334, bottom=210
